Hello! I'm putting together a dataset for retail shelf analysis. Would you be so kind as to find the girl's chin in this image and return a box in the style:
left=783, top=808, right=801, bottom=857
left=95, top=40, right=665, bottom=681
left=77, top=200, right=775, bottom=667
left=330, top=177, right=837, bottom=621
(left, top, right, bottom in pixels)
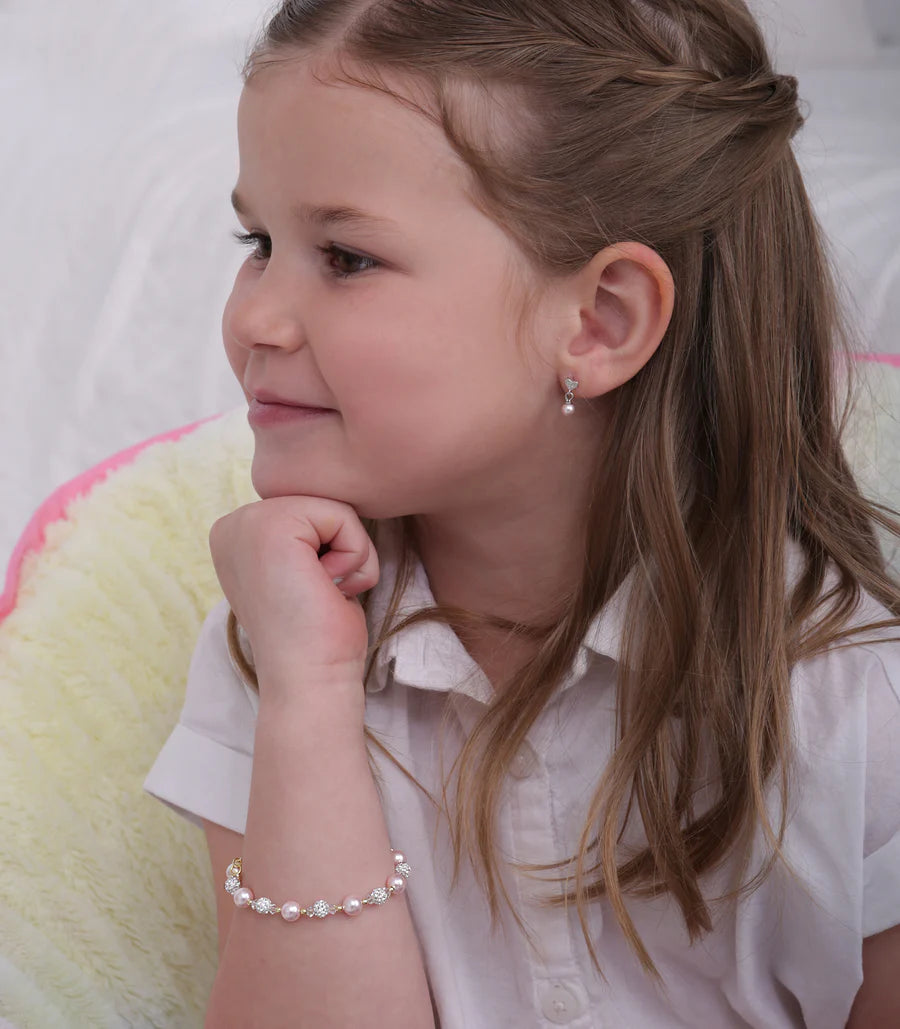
left=249, top=462, right=345, bottom=505
left=248, top=458, right=401, bottom=519
left=249, top=461, right=310, bottom=501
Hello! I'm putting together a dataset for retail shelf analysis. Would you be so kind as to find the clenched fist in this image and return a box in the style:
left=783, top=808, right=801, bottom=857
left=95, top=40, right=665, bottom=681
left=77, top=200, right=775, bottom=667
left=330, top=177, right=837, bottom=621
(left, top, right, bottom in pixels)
left=208, top=496, right=380, bottom=714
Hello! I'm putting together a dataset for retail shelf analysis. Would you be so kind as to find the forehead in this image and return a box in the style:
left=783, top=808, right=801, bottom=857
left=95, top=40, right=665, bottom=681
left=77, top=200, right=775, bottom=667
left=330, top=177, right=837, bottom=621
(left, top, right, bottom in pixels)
left=235, top=57, right=473, bottom=220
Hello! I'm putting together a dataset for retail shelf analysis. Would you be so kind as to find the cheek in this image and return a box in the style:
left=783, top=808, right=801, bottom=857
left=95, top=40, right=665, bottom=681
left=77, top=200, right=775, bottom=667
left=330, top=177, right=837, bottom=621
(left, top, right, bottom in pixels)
left=221, top=290, right=249, bottom=384
left=321, top=287, right=515, bottom=438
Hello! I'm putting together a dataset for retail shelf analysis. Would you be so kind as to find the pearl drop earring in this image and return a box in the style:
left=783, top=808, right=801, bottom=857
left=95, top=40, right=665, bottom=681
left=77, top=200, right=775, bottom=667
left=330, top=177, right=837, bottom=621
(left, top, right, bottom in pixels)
left=562, top=376, right=579, bottom=416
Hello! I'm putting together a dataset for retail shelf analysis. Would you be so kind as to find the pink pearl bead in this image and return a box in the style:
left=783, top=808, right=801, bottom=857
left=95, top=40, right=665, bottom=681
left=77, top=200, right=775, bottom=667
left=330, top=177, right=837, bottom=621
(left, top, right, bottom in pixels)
left=386, top=874, right=406, bottom=895
left=342, top=895, right=362, bottom=916
left=392, top=851, right=405, bottom=866
left=233, top=887, right=254, bottom=908
left=281, top=900, right=301, bottom=922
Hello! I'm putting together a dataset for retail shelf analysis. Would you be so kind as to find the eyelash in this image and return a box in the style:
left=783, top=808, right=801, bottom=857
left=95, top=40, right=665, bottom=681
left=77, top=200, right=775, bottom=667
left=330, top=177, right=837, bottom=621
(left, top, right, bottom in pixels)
left=231, top=231, right=379, bottom=279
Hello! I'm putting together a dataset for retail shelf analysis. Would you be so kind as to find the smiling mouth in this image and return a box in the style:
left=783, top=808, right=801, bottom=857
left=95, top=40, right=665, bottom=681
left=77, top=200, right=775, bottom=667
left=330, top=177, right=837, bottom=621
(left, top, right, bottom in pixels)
left=247, top=397, right=337, bottom=426
left=249, top=387, right=334, bottom=409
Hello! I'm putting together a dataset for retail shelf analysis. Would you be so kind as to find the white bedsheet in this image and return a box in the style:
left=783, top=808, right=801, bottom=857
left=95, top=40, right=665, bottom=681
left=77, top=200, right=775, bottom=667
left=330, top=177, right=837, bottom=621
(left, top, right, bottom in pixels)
left=1, top=1, right=898, bottom=571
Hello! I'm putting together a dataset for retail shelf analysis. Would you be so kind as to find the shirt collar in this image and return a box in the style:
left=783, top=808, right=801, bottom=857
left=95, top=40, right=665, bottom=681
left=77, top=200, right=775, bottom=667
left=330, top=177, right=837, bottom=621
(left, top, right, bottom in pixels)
left=364, top=519, right=629, bottom=702
left=363, top=522, right=814, bottom=702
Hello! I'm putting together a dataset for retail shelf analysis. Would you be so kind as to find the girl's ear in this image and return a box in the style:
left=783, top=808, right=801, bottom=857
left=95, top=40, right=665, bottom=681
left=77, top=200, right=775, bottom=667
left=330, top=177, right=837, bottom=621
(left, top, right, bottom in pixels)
left=557, top=241, right=675, bottom=398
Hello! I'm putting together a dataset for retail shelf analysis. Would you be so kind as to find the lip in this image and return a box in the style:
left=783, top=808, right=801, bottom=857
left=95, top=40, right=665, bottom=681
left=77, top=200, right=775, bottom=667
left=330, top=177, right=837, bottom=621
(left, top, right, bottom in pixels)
left=248, top=388, right=333, bottom=409
left=247, top=396, right=336, bottom=428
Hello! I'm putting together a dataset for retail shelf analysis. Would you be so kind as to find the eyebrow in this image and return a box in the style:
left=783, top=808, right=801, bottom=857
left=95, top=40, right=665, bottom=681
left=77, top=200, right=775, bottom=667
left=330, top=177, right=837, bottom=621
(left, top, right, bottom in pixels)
left=230, top=189, right=399, bottom=232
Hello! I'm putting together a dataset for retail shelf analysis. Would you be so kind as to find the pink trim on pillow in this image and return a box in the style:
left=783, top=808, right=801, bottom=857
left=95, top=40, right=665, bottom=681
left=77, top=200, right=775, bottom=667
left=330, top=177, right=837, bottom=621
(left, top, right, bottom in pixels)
left=0, top=414, right=223, bottom=623
left=856, top=352, right=900, bottom=368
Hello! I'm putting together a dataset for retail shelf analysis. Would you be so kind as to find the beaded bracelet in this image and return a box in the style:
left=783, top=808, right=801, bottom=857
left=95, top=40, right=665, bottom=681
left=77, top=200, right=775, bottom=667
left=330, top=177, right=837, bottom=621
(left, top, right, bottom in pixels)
left=224, top=848, right=411, bottom=922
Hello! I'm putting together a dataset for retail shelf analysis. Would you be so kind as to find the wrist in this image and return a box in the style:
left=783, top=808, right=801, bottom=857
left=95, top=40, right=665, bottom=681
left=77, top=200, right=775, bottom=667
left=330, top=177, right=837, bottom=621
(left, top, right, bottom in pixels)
left=255, top=671, right=367, bottom=738
left=253, top=652, right=365, bottom=692
left=253, top=703, right=372, bottom=785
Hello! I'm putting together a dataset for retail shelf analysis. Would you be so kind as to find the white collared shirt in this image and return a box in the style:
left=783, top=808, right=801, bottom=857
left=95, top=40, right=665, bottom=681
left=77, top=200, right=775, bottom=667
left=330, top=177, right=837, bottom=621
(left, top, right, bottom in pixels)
left=144, top=520, right=900, bottom=1028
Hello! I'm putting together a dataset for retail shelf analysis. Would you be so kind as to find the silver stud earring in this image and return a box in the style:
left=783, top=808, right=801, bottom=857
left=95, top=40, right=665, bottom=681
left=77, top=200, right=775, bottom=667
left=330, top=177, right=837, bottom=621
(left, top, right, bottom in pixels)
left=562, top=376, right=579, bottom=416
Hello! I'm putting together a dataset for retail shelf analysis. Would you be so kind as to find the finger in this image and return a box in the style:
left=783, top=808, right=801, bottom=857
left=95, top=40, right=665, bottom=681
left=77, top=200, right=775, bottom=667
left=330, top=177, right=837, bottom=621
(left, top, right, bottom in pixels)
left=278, top=497, right=368, bottom=566
left=333, top=535, right=380, bottom=598
left=208, top=512, right=231, bottom=559
left=316, top=529, right=371, bottom=583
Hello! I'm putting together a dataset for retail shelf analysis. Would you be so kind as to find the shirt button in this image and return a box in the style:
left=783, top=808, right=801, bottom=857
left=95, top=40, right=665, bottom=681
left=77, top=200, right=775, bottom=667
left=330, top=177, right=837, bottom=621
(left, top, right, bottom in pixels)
left=540, top=982, right=586, bottom=1024
left=509, top=744, right=537, bottom=779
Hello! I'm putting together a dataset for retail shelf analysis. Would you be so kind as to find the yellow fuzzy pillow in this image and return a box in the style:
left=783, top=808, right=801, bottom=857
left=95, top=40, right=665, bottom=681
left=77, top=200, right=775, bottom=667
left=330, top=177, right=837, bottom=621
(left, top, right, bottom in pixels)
left=0, top=407, right=256, bottom=1028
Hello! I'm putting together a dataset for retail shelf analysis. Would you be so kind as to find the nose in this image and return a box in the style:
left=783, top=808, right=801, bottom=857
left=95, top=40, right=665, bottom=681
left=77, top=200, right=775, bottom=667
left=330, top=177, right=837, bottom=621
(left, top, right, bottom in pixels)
left=225, top=264, right=305, bottom=355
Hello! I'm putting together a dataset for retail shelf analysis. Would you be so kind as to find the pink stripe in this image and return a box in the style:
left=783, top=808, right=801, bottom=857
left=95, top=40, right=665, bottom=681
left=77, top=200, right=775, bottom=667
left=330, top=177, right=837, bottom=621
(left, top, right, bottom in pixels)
left=0, top=414, right=223, bottom=623
left=856, top=352, right=900, bottom=368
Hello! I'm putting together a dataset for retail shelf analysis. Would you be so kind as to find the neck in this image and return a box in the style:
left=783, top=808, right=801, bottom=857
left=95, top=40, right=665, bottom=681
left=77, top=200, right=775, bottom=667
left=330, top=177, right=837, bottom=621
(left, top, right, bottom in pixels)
left=409, top=428, right=600, bottom=630
left=404, top=401, right=608, bottom=693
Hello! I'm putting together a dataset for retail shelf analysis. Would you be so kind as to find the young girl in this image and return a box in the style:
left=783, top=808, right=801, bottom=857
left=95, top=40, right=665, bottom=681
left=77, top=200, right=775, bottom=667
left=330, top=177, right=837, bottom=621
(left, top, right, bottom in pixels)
left=143, top=1, right=900, bottom=1025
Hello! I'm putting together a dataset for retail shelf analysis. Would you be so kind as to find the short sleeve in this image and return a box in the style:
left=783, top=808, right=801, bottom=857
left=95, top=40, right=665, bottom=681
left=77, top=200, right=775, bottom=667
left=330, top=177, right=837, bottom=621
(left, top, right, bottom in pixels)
left=142, top=598, right=259, bottom=835
left=862, top=643, right=900, bottom=937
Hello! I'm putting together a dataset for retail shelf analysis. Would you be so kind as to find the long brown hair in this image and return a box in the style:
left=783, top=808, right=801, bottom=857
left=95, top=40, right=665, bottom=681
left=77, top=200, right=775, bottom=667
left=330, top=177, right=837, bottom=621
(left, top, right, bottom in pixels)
left=226, top=0, right=900, bottom=978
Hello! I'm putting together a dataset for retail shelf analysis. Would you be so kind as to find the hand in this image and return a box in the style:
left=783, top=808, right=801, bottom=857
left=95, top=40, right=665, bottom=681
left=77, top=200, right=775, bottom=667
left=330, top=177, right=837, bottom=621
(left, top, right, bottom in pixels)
left=208, top=496, right=380, bottom=710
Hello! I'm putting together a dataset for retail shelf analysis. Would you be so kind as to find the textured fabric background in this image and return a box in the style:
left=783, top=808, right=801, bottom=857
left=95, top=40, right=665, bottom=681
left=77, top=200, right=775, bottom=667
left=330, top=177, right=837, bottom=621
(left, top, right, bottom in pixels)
left=0, top=408, right=255, bottom=1029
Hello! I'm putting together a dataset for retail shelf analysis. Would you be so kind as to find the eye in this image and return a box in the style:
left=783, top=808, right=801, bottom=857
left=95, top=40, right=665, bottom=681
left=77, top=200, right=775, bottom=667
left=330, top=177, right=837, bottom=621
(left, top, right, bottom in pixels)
left=231, top=231, right=380, bottom=280
left=316, top=244, right=380, bottom=280
left=232, top=230, right=270, bottom=262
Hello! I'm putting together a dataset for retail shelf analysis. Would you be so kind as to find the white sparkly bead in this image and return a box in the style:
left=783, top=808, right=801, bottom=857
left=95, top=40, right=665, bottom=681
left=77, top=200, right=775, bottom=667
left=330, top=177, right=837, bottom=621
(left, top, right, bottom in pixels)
left=367, top=887, right=390, bottom=905
left=233, top=887, right=254, bottom=908
left=342, top=895, right=363, bottom=916
left=281, top=901, right=301, bottom=922
left=251, top=897, right=277, bottom=915
left=224, top=875, right=241, bottom=894
left=391, top=851, right=405, bottom=866
left=395, top=861, right=411, bottom=879
left=308, top=899, right=333, bottom=918
left=387, top=874, right=406, bottom=895
left=562, top=403, right=575, bottom=416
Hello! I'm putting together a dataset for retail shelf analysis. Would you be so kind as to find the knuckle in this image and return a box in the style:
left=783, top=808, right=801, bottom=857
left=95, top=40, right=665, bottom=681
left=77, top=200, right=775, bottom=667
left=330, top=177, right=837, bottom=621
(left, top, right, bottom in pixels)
left=208, top=517, right=224, bottom=547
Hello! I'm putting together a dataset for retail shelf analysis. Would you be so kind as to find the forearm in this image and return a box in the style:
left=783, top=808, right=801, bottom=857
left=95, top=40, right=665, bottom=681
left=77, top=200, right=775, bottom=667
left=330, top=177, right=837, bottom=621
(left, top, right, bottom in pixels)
left=206, top=687, right=435, bottom=1029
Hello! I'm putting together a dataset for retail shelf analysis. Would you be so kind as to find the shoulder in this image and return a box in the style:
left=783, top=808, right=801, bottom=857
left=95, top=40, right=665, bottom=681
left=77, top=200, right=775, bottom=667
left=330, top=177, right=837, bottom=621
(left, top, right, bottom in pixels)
left=760, top=587, right=900, bottom=973
left=791, top=585, right=900, bottom=710
left=790, top=586, right=900, bottom=859
left=791, top=586, right=899, bottom=744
